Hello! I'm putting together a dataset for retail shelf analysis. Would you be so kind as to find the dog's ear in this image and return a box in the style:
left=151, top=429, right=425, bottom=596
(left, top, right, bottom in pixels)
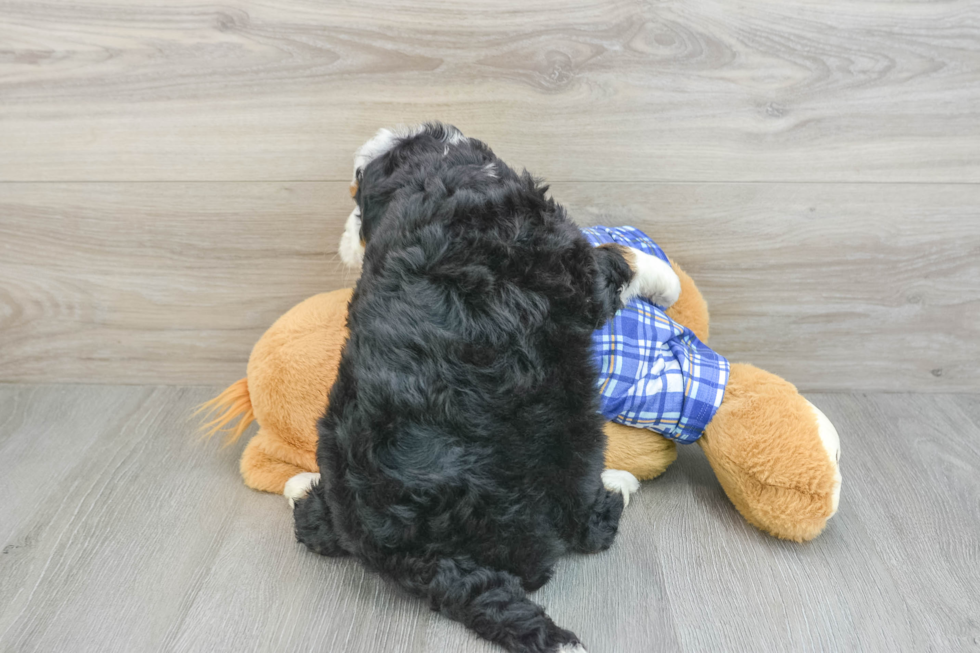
left=357, top=191, right=381, bottom=247
left=350, top=167, right=362, bottom=198
left=353, top=167, right=389, bottom=249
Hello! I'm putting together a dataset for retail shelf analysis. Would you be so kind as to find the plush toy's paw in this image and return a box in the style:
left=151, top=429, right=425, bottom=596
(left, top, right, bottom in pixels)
left=807, top=400, right=842, bottom=515
left=601, top=469, right=640, bottom=507
left=699, top=364, right=843, bottom=542
left=621, top=249, right=682, bottom=308
left=284, top=472, right=321, bottom=508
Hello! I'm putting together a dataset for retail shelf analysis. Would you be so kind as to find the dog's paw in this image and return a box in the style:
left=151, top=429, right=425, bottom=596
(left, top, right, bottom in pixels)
left=601, top=469, right=640, bottom=508
left=622, top=250, right=681, bottom=308
left=284, top=472, right=321, bottom=509
left=556, top=643, right=588, bottom=653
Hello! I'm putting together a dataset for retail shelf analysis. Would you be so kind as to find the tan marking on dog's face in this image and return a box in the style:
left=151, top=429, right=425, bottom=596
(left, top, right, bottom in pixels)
left=350, top=183, right=358, bottom=198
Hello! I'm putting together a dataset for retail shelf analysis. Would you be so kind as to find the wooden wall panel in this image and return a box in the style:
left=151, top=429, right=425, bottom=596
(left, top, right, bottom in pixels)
left=1, top=0, right=977, bottom=388
left=1, top=0, right=978, bottom=183
left=2, top=181, right=977, bottom=390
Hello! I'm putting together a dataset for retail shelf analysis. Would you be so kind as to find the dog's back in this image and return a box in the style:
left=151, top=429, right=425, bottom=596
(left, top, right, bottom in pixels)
left=294, top=125, right=632, bottom=653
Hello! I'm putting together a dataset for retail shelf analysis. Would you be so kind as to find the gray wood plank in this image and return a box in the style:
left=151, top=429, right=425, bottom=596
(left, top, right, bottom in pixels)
left=823, top=393, right=980, bottom=652
left=647, top=394, right=926, bottom=652
left=2, top=182, right=978, bottom=391
left=0, top=0, right=978, bottom=182
left=0, top=385, right=152, bottom=546
left=0, top=386, right=248, bottom=652
left=3, top=385, right=980, bottom=652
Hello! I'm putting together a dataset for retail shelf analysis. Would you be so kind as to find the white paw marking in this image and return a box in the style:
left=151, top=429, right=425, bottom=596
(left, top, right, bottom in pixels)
left=621, top=249, right=681, bottom=308
left=284, top=472, right=320, bottom=509
left=601, top=469, right=640, bottom=508
left=339, top=206, right=365, bottom=268
left=806, top=400, right=842, bottom=515
left=557, top=644, right=588, bottom=653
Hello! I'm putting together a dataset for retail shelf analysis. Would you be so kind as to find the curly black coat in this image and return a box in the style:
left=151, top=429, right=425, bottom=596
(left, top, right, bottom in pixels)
left=294, top=124, right=636, bottom=653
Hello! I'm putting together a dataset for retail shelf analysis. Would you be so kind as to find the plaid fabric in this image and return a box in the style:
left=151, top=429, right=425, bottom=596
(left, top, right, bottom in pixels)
left=582, top=226, right=729, bottom=444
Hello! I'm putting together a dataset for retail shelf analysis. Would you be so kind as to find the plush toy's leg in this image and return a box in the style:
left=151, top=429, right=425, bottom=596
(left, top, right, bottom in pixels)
left=240, top=428, right=318, bottom=494
left=598, top=260, right=708, bottom=482
left=698, top=363, right=842, bottom=542
left=237, top=289, right=351, bottom=496
left=603, top=422, right=678, bottom=481
left=665, top=260, right=709, bottom=344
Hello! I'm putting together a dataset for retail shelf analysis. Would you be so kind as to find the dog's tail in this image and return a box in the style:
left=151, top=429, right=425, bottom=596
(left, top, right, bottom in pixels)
left=386, top=554, right=585, bottom=653
left=194, top=377, right=255, bottom=444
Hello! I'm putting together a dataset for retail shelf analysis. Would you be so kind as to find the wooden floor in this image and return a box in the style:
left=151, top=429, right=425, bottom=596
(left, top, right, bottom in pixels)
left=1, top=384, right=978, bottom=653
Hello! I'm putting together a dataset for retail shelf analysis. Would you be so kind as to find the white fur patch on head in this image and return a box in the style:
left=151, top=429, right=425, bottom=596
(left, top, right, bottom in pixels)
left=339, top=206, right=365, bottom=268
left=284, top=472, right=321, bottom=508
left=621, top=249, right=681, bottom=308
left=352, top=125, right=423, bottom=187
left=806, top=400, right=842, bottom=515
left=352, top=124, right=466, bottom=185
left=445, top=127, right=465, bottom=144
left=601, top=469, right=640, bottom=507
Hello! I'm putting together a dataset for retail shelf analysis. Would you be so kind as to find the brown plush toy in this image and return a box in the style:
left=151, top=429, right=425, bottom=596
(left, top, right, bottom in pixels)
left=201, top=255, right=841, bottom=543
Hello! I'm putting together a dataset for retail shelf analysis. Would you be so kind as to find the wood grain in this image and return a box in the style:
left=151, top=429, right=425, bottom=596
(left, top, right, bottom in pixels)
left=2, top=181, right=978, bottom=391
left=817, top=393, right=980, bottom=652
left=0, top=182, right=350, bottom=385
left=0, top=0, right=978, bottom=182
left=0, top=385, right=247, bottom=651
left=2, top=385, right=979, bottom=652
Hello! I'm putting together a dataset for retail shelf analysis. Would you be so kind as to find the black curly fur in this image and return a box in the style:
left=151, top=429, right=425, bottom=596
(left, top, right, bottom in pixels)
left=294, top=123, right=636, bottom=653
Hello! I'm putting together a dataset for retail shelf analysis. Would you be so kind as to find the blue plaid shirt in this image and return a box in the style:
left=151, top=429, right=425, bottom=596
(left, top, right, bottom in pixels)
left=582, top=226, right=729, bottom=444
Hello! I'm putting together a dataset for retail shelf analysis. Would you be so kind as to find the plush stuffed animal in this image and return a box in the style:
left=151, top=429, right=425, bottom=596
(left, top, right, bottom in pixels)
left=200, top=230, right=841, bottom=542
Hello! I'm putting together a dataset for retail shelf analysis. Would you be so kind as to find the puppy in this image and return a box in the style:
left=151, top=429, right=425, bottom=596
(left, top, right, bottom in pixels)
left=289, top=123, right=678, bottom=653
